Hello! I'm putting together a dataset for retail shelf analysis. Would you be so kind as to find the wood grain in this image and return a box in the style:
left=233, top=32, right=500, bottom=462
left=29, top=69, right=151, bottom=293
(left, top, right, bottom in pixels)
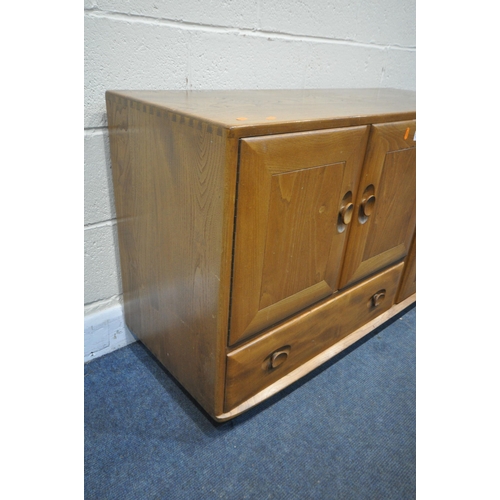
left=106, top=92, right=236, bottom=416
left=225, top=262, right=404, bottom=411
left=105, top=89, right=416, bottom=421
left=397, top=232, right=416, bottom=303
left=339, top=120, right=416, bottom=288
left=229, top=126, right=369, bottom=345
left=217, top=292, right=415, bottom=422
left=107, top=89, right=416, bottom=137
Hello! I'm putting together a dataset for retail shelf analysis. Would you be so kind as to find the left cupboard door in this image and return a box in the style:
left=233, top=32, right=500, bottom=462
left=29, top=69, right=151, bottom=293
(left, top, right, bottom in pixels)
left=228, top=126, right=370, bottom=346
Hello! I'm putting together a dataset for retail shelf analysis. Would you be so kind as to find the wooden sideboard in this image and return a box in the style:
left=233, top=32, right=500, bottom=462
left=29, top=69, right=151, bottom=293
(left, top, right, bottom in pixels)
left=106, top=89, right=416, bottom=421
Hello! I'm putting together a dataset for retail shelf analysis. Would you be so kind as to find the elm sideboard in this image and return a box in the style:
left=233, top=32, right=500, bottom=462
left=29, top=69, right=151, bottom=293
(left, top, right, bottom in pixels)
left=106, top=88, right=416, bottom=421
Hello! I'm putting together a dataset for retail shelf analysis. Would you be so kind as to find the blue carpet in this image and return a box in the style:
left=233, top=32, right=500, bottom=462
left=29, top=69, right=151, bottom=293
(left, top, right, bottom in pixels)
left=85, top=304, right=416, bottom=499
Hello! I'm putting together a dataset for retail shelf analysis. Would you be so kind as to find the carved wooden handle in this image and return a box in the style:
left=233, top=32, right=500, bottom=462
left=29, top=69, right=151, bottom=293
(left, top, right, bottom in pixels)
left=339, top=202, right=354, bottom=225
left=270, top=350, right=289, bottom=369
left=361, top=195, right=376, bottom=217
left=372, top=290, right=386, bottom=307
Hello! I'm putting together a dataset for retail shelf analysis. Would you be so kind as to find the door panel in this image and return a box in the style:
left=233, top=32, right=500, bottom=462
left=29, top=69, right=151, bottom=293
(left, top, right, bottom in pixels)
left=229, top=126, right=369, bottom=346
left=259, top=163, right=344, bottom=308
left=339, top=121, right=416, bottom=288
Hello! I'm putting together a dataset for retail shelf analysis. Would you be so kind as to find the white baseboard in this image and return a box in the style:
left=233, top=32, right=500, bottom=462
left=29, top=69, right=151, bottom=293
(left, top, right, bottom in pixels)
left=84, top=298, right=137, bottom=363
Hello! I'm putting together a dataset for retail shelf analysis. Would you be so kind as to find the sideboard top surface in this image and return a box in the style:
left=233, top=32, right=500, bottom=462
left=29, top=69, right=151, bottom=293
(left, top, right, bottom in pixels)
left=106, top=88, right=416, bottom=136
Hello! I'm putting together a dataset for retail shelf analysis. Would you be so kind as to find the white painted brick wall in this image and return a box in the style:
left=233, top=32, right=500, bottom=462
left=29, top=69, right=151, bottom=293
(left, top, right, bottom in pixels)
left=93, top=0, right=261, bottom=28
left=84, top=129, right=115, bottom=225
left=85, top=15, right=189, bottom=128
left=84, top=224, right=122, bottom=304
left=259, top=1, right=416, bottom=46
left=84, top=0, right=416, bottom=360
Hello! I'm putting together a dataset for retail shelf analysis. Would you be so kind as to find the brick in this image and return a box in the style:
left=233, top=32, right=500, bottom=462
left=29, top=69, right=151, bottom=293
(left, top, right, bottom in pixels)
left=260, top=0, right=416, bottom=47
left=84, top=129, right=116, bottom=225
left=188, top=31, right=308, bottom=89
left=380, top=49, right=416, bottom=90
left=94, top=0, right=259, bottom=28
left=84, top=14, right=189, bottom=128
left=84, top=224, right=122, bottom=304
left=188, top=31, right=414, bottom=91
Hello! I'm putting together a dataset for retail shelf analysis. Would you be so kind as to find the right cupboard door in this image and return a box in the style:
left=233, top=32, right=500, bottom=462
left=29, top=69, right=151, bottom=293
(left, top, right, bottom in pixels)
left=339, top=120, right=416, bottom=289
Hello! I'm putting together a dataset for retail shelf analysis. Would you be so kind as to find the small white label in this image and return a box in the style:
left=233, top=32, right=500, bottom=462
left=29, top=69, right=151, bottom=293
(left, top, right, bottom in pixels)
left=413, top=130, right=416, bottom=141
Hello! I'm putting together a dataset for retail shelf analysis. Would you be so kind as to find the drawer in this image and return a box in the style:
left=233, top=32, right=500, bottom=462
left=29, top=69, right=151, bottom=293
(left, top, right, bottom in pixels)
left=224, top=262, right=404, bottom=411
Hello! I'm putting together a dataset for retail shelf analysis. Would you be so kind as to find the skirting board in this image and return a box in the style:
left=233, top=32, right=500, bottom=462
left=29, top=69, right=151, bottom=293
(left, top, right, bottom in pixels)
left=84, top=301, right=137, bottom=363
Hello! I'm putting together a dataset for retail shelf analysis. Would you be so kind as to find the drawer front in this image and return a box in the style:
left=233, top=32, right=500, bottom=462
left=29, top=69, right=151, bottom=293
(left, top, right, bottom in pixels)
left=225, top=262, right=404, bottom=412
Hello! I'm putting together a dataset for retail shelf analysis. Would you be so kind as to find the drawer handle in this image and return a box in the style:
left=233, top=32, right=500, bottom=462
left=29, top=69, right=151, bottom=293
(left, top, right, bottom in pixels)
left=271, top=350, right=288, bottom=369
left=372, top=290, right=386, bottom=307
left=263, top=346, right=291, bottom=371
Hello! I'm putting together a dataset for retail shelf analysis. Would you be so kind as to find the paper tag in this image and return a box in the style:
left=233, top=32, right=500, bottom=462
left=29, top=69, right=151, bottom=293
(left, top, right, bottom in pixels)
left=413, top=130, right=416, bottom=141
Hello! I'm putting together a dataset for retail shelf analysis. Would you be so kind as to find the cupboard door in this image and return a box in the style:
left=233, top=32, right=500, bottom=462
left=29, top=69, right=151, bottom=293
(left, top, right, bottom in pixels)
left=229, top=126, right=369, bottom=346
left=339, top=121, right=416, bottom=289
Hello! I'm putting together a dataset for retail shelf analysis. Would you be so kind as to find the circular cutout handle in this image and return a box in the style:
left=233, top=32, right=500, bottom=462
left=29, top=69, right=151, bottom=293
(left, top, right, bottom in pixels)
left=372, top=290, right=386, bottom=307
left=339, top=202, right=354, bottom=225
left=270, top=350, right=289, bottom=369
left=361, top=195, right=376, bottom=217
left=262, top=346, right=291, bottom=372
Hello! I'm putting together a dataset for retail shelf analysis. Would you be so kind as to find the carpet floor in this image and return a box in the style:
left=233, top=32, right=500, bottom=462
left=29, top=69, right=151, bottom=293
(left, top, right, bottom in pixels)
left=85, top=304, right=416, bottom=500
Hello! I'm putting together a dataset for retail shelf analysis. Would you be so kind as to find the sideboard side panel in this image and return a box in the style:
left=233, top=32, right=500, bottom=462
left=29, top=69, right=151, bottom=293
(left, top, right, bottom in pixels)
left=106, top=93, right=230, bottom=416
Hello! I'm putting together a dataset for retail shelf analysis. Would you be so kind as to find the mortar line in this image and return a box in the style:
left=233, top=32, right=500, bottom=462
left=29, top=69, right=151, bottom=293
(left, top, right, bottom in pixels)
left=85, top=219, right=117, bottom=230
left=85, top=10, right=416, bottom=51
